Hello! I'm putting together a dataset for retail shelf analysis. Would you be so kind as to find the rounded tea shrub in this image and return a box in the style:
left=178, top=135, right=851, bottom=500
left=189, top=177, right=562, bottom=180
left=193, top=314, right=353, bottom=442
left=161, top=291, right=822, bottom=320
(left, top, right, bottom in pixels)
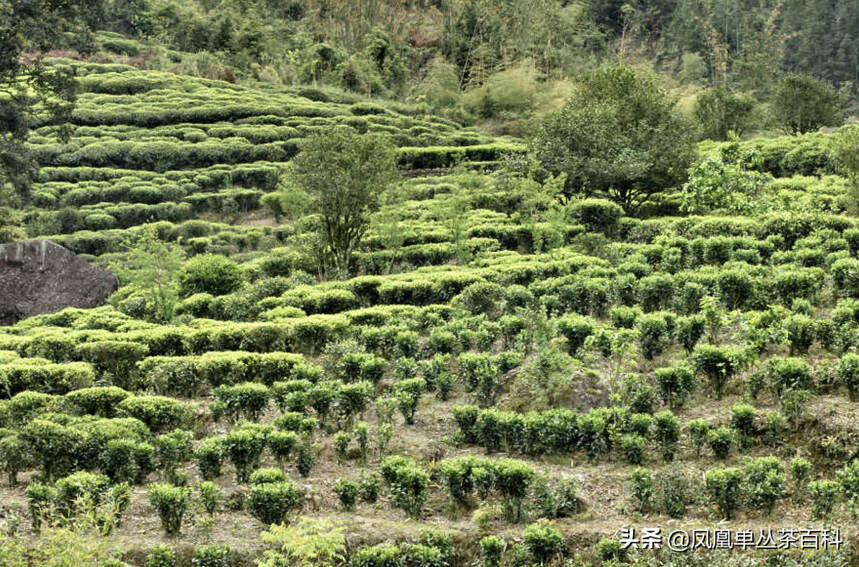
left=178, top=254, right=245, bottom=297
left=521, top=520, right=564, bottom=564
left=148, top=482, right=192, bottom=535
left=247, top=480, right=299, bottom=525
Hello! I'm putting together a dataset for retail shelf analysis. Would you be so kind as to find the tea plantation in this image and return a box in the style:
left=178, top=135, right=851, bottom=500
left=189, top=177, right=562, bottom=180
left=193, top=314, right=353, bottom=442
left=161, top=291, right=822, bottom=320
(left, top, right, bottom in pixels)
left=2, top=61, right=859, bottom=567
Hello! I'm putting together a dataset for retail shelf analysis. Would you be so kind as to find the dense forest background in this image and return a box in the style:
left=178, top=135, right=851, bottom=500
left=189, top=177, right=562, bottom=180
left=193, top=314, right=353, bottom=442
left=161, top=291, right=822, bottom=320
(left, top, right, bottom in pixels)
left=30, top=0, right=859, bottom=133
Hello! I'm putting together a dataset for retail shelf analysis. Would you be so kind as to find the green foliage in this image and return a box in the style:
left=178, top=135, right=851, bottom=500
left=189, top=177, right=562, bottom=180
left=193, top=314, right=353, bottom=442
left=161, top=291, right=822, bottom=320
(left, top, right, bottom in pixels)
left=675, top=315, right=705, bottom=353
left=223, top=426, right=268, bottom=483
left=453, top=282, right=506, bottom=318
left=653, top=410, right=680, bottom=462
left=493, top=458, right=535, bottom=522
left=808, top=480, right=840, bottom=519
left=394, top=378, right=425, bottom=425
left=620, top=434, right=645, bottom=465
left=521, top=520, right=564, bottom=565
left=681, top=138, right=771, bottom=215
left=597, top=538, right=626, bottom=563
left=458, top=353, right=501, bottom=408
left=334, top=479, right=359, bottom=512
left=690, top=345, right=747, bottom=399
left=258, top=518, right=346, bottom=567
left=763, top=411, right=787, bottom=448
left=333, top=431, right=350, bottom=464
left=704, top=467, right=743, bottom=519
left=198, top=481, right=222, bottom=515
left=743, top=456, right=784, bottom=515
left=479, top=536, right=504, bottom=567
left=65, top=386, right=131, bottom=418
left=767, top=356, right=812, bottom=397
left=359, top=470, right=381, bottom=503
left=789, top=457, right=812, bottom=501
left=620, top=373, right=655, bottom=414
left=283, top=128, right=399, bottom=278
left=730, top=404, right=756, bottom=448
left=452, top=405, right=479, bottom=443
left=835, top=123, right=859, bottom=191
left=117, top=396, right=190, bottom=433
left=9, top=17, right=859, bottom=554
left=532, top=66, right=695, bottom=213
left=628, top=468, right=654, bottom=513
left=381, top=455, right=428, bottom=518
left=192, top=545, right=232, bottom=567
left=248, top=480, right=299, bottom=525
left=656, top=470, right=692, bottom=519
left=211, top=382, right=270, bottom=422
left=567, top=199, right=623, bottom=236
left=0, top=2, right=82, bottom=206
left=154, top=429, right=193, bottom=484
left=148, top=482, right=192, bottom=535
left=694, top=88, right=756, bottom=140
left=194, top=437, right=225, bottom=481
left=296, top=434, right=318, bottom=478
left=178, top=254, right=244, bottom=297
left=249, top=468, right=288, bottom=485
left=838, top=353, right=859, bottom=401
left=0, top=433, right=28, bottom=485
left=20, top=419, right=86, bottom=481
left=109, top=225, right=185, bottom=323
left=836, top=459, right=859, bottom=512
left=146, top=545, right=178, bottom=567
left=532, top=476, right=578, bottom=519
left=654, top=364, right=696, bottom=410
left=770, top=75, right=845, bottom=135
left=555, top=314, right=595, bottom=356
left=707, top=426, right=734, bottom=460
left=636, top=313, right=669, bottom=360
left=781, top=389, right=810, bottom=427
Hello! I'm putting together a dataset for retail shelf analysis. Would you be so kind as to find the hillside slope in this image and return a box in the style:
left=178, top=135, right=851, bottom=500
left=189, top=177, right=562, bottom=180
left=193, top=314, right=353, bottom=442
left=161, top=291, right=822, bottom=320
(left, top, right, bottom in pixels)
left=0, top=63, right=858, bottom=567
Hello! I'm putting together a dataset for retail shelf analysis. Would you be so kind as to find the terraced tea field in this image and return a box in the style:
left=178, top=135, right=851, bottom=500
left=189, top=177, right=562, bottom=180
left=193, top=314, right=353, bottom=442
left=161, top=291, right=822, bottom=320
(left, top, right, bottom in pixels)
left=2, top=61, right=859, bottom=567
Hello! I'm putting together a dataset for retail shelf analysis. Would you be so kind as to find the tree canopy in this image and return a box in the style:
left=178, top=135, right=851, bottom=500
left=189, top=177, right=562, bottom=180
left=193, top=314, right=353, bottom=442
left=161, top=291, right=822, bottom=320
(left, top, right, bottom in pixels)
left=531, top=65, right=696, bottom=213
left=0, top=1, right=92, bottom=242
left=769, top=74, right=846, bottom=135
left=284, top=127, right=400, bottom=278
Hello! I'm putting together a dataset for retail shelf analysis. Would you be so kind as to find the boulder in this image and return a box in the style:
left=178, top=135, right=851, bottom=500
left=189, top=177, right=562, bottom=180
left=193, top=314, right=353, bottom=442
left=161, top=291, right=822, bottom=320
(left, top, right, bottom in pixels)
left=0, top=240, right=119, bottom=325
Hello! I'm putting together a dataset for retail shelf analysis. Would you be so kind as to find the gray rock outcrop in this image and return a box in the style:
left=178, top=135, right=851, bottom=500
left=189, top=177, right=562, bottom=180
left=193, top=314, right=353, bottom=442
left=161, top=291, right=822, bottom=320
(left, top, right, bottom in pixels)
left=0, top=240, right=119, bottom=325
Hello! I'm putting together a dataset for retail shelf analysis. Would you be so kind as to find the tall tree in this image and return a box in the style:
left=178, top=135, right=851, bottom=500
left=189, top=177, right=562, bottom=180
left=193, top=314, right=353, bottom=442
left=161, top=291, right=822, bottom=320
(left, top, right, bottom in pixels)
left=1, top=1, right=91, bottom=241
left=531, top=65, right=695, bottom=213
left=769, top=74, right=846, bottom=135
left=282, top=127, right=400, bottom=278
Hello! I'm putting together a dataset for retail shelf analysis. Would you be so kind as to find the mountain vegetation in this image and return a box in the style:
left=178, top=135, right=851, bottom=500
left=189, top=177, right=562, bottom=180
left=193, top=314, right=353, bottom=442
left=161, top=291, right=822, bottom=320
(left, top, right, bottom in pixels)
left=1, top=2, right=859, bottom=566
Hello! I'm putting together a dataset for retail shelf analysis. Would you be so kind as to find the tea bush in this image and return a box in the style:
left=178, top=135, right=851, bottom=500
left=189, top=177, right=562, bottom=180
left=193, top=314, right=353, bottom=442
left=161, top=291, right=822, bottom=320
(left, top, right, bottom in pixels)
left=223, top=426, right=269, bottom=482
left=247, top=480, right=299, bottom=525
left=707, top=426, right=734, bottom=460
left=148, top=482, right=192, bottom=535
left=743, top=456, right=784, bottom=515
left=704, top=467, right=743, bottom=519
left=521, top=520, right=564, bottom=565
left=177, top=254, right=245, bottom=297
left=808, top=480, right=840, bottom=518
left=629, top=468, right=654, bottom=513
left=335, top=479, right=359, bottom=511
left=381, top=455, right=428, bottom=518
left=211, top=382, right=270, bottom=422
left=653, top=410, right=681, bottom=462
left=654, top=364, right=696, bottom=410
left=116, top=396, right=190, bottom=433
left=192, top=544, right=232, bottom=567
